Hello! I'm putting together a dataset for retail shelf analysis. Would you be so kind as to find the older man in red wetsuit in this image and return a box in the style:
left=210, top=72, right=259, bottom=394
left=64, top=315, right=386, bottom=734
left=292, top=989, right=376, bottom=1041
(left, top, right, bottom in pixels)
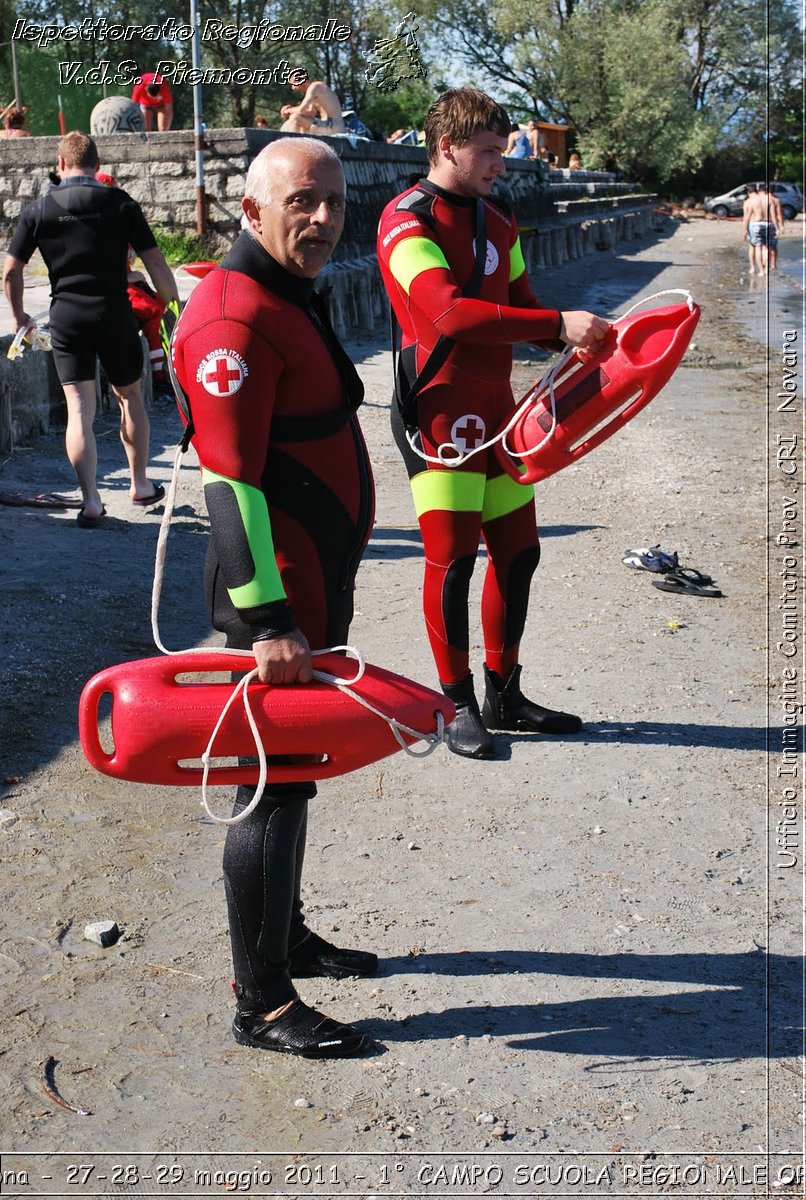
left=172, top=138, right=376, bottom=1059
left=377, top=88, right=609, bottom=759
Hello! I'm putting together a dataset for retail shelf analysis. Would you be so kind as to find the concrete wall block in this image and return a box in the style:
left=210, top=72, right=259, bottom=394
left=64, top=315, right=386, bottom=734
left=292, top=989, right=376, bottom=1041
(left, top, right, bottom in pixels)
left=141, top=179, right=192, bottom=204
left=565, top=224, right=582, bottom=259
left=17, top=176, right=38, bottom=199
left=224, top=174, right=249, bottom=199
left=595, top=220, right=615, bottom=250
left=173, top=200, right=201, bottom=219
left=550, top=227, right=566, bottom=267
left=108, top=163, right=142, bottom=180
left=150, top=161, right=186, bottom=178
left=3, top=199, right=24, bottom=219
left=538, top=231, right=554, bottom=267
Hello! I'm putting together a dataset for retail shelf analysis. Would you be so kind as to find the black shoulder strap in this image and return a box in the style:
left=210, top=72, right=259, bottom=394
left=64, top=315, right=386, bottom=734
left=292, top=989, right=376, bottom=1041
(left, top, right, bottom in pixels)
left=392, top=198, right=487, bottom=433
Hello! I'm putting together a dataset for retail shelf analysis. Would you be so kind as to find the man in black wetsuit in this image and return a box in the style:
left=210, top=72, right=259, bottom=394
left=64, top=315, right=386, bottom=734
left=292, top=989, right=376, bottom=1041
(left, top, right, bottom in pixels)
left=3, top=131, right=177, bottom=526
left=172, top=138, right=377, bottom=1059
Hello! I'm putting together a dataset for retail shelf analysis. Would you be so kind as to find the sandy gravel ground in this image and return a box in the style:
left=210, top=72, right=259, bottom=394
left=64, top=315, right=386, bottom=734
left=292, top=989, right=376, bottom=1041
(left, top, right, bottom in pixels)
left=0, top=218, right=802, bottom=1197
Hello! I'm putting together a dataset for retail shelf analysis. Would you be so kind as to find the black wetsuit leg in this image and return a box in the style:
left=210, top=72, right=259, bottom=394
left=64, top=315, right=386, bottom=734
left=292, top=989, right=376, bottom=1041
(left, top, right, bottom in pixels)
left=208, top=597, right=318, bottom=1014
left=223, top=780, right=315, bottom=1014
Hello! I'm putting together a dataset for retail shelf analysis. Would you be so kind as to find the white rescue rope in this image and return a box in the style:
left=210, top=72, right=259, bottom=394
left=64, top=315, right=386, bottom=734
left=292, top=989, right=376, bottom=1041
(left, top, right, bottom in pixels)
left=405, top=288, right=697, bottom=469
left=151, top=446, right=446, bottom=825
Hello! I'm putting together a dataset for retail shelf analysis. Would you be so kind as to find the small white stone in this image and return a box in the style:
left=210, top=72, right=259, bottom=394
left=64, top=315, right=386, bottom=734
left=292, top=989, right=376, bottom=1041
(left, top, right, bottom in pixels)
left=0, top=809, right=19, bottom=828
left=476, top=1111, right=496, bottom=1124
left=294, top=1097, right=312, bottom=1108
left=83, top=919, right=120, bottom=947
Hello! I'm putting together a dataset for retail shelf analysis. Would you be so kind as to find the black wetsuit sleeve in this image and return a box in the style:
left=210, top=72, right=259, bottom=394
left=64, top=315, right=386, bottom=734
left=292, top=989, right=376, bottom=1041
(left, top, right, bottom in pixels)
left=7, top=203, right=38, bottom=264
left=123, top=195, right=158, bottom=256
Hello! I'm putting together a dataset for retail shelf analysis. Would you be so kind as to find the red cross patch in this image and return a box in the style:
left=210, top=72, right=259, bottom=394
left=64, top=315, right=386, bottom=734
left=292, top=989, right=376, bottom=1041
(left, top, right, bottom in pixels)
left=197, top=349, right=248, bottom=397
left=451, top=413, right=486, bottom=453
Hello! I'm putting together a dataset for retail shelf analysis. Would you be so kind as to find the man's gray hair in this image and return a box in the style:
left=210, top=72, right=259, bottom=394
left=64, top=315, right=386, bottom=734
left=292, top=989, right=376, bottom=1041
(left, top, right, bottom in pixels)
left=244, top=136, right=344, bottom=206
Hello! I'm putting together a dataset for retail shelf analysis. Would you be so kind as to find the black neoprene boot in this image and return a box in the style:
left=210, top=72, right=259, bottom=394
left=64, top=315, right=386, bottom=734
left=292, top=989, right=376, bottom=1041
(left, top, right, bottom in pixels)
left=481, top=664, right=583, bottom=734
left=441, top=675, right=495, bottom=759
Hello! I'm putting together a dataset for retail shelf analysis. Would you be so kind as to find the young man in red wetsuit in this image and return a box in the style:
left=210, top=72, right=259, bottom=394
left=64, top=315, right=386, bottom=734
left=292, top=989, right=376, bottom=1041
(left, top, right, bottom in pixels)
left=172, top=139, right=376, bottom=1059
left=377, top=88, right=609, bottom=758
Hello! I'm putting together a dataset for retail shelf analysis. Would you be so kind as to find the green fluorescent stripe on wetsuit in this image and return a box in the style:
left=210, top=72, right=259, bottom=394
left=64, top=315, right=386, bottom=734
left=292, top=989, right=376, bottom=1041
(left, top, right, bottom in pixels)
left=410, top=468, right=533, bottom=521
left=481, top=471, right=534, bottom=523
left=201, top=468, right=286, bottom=608
left=410, top=469, right=486, bottom=518
left=389, top=236, right=450, bottom=295
left=509, top=237, right=526, bottom=283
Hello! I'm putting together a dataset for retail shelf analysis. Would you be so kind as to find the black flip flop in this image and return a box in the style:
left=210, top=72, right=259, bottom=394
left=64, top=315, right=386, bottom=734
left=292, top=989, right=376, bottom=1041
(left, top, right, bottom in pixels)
left=76, top=506, right=107, bottom=528
left=652, top=568, right=722, bottom=597
left=131, top=483, right=165, bottom=507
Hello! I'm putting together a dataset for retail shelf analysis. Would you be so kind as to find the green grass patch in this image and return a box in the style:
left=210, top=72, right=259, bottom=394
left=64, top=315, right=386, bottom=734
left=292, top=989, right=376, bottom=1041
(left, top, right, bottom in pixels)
left=151, top=228, right=210, bottom=266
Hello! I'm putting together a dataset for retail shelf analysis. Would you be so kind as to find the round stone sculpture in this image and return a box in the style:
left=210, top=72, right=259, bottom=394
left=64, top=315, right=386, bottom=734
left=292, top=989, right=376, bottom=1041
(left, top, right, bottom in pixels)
left=90, top=96, right=145, bottom=135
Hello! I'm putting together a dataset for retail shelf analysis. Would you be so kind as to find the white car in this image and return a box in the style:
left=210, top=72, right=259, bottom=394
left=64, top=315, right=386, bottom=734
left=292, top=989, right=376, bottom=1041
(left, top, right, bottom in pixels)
left=705, top=181, right=803, bottom=220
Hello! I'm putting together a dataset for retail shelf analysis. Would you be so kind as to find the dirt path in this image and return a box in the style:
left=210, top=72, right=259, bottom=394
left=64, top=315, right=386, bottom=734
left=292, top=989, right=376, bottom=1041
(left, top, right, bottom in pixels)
left=0, top=218, right=801, bottom=1196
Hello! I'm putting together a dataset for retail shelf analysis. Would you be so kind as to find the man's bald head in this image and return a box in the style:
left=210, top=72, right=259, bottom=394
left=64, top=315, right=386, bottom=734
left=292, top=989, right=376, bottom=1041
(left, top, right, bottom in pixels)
left=244, top=137, right=344, bottom=208
left=241, top=137, right=346, bottom=278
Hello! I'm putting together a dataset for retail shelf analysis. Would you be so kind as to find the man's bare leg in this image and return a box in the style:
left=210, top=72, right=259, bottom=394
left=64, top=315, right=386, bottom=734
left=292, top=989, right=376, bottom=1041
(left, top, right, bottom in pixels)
left=112, top=378, right=153, bottom=500
left=63, top=380, right=104, bottom=518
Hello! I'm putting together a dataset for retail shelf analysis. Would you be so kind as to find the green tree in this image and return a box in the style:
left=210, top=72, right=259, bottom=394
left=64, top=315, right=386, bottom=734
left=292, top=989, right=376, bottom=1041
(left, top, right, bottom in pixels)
left=558, top=0, right=713, bottom=181
left=415, top=0, right=802, bottom=187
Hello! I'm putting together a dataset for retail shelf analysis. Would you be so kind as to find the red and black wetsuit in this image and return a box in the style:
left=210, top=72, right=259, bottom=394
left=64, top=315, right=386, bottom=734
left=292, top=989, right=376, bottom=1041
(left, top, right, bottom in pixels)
left=377, top=180, right=563, bottom=686
left=172, top=231, right=375, bottom=1014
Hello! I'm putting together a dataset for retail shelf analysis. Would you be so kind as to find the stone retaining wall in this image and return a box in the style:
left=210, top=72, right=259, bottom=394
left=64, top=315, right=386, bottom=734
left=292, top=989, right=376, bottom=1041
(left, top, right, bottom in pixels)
left=0, top=131, right=664, bottom=453
left=0, top=129, right=641, bottom=253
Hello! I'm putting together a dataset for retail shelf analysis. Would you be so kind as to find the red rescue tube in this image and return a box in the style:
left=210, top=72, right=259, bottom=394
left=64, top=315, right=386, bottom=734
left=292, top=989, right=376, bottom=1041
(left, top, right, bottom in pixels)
left=180, top=261, right=218, bottom=279
left=79, top=652, right=454, bottom=787
left=495, top=301, right=701, bottom=485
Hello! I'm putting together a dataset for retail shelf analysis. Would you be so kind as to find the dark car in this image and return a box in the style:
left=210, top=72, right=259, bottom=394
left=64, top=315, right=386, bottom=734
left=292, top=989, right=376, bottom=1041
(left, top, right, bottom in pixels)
left=705, top=181, right=803, bottom=220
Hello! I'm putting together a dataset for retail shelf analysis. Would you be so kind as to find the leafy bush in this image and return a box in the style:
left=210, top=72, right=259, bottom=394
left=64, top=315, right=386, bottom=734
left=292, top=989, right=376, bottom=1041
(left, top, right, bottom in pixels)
left=150, top=228, right=209, bottom=266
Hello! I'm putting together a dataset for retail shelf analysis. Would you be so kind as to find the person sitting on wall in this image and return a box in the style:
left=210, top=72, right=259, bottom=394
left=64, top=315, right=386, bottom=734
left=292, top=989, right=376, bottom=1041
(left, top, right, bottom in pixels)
left=281, top=75, right=347, bottom=136
left=279, top=104, right=314, bottom=134
left=131, top=72, right=173, bottom=132
left=568, top=151, right=582, bottom=170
